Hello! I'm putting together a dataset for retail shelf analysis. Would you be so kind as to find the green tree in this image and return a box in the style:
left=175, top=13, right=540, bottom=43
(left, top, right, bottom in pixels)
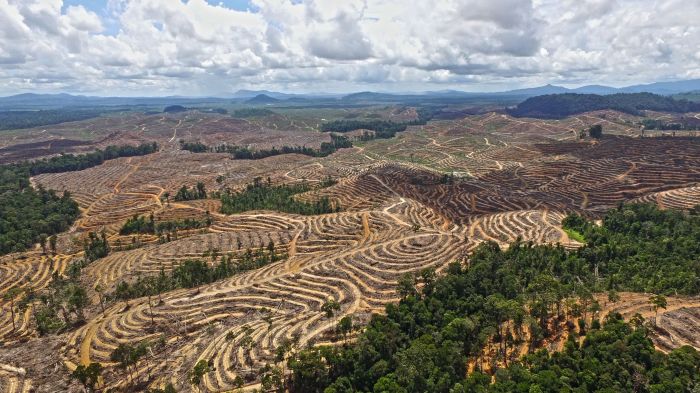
left=3, top=287, right=22, bottom=333
left=649, top=294, right=668, bottom=326
left=588, top=124, right=603, bottom=138
left=189, top=359, right=210, bottom=392
left=321, top=299, right=341, bottom=326
left=337, top=315, right=353, bottom=343
left=70, top=362, right=102, bottom=393
left=49, top=235, right=57, bottom=254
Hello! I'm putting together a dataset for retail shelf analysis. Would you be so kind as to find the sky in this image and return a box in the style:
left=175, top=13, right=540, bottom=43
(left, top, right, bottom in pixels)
left=0, top=0, right=699, bottom=96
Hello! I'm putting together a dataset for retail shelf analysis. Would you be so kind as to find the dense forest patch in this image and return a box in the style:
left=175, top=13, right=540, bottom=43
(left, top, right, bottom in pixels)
left=0, top=143, right=158, bottom=254
left=509, top=93, right=700, bottom=119
left=287, top=203, right=700, bottom=393
left=220, top=177, right=338, bottom=215
left=0, top=109, right=107, bottom=130
left=180, top=134, right=353, bottom=159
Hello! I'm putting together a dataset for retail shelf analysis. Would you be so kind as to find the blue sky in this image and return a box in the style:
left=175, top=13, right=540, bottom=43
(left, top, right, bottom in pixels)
left=60, top=0, right=256, bottom=35
left=1, top=0, right=699, bottom=96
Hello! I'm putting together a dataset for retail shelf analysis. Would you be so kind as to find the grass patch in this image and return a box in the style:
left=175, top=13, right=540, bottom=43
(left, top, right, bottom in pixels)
left=564, top=227, right=586, bottom=242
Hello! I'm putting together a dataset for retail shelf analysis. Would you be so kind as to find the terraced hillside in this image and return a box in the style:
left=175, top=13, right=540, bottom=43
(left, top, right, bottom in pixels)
left=0, top=108, right=698, bottom=392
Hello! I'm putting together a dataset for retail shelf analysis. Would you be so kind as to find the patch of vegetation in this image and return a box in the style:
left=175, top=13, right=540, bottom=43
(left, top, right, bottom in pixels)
left=233, top=108, right=276, bottom=117
left=320, top=106, right=437, bottom=139
left=563, top=228, right=585, bottom=243
left=564, top=203, right=700, bottom=295
left=179, top=140, right=209, bottom=153
left=220, top=177, right=338, bottom=215
left=184, top=133, right=353, bottom=159
left=83, top=231, right=110, bottom=263
left=642, top=118, right=700, bottom=131
left=287, top=203, right=700, bottom=392
left=173, top=182, right=207, bottom=201
left=119, top=213, right=211, bottom=236
left=23, top=142, right=158, bottom=176
left=588, top=124, right=603, bottom=139
left=0, top=187, right=80, bottom=254
left=320, top=119, right=408, bottom=138
left=0, top=109, right=107, bottom=131
left=163, top=105, right=187, bottom=113
left=0, top=143, right=157, bottom=255
left=111, top=243, right=283, bottom=301
left=509, top=93, right=700, bottom=119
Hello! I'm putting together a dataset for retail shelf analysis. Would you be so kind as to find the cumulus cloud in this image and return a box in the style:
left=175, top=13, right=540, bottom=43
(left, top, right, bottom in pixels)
left=0, top=0, right=698, bottom=95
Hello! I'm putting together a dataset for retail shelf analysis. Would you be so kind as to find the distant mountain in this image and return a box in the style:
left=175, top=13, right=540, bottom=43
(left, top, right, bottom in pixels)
left=245, top=94, right=280, bottom=105
left=232, top=90, right=294, bottom=100
left=619, top=79, right=700, bottom=95
left=569, top=85, right=621, bottom=95
left=0, top=93, right=229, bottom=110
left=496, top=84, right=570, bottom=96
left=3, top=78, right=700, bottom=110
left=508, top=92, right=700, bottom=119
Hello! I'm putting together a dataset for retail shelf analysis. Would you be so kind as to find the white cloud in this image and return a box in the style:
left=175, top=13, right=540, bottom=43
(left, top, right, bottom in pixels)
left=0, top=0, right=698, bottom=95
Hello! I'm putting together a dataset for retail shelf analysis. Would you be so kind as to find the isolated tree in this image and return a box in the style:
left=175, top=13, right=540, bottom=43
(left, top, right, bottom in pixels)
left=71, top=362, right=102, bottom=393
left=397, top=273, right=417, bottom=299
left=94, top=284, right=106, bottom=316
left=111, top=342, right=148, bottom=383
left=66, top=283, right=89, bottom=321
left=49, top=235, right=57, bottom=254
left=649, top=294, right=668, bottom=326
left=3, top=287, right=22, bottom=333
left=196, top=182, right=207, bottom=199
left=189, top=359, right=210, bottom=392
left=239, top=325, right=256, bottom=366
left=39, top=233, right=48, bottom=254
left=337, top=315, right=353, bottom=343
left=321, top=299, right=341, bottom=326
left=588, top=124, right=603, bottom=139
left=607, top=289, right=620, bottom=305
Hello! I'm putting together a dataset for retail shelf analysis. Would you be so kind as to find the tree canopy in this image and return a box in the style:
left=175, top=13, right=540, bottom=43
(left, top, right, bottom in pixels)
left=287, top=203, right=700, bottom=393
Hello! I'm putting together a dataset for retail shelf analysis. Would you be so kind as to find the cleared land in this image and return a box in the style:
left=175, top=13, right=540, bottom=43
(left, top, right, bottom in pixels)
left=0, top=107, right=699, bottom=392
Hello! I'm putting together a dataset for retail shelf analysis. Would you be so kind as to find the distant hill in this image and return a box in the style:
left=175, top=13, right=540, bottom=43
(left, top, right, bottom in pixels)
left=3, top=78, right=700, bottom=111
left=244, top=94, right=280, bottom=105
left=508, top=93, right=700, bottom=119
left=0, top=93, right=229, bottom=110
left=163, top=105, right=187, bottom=113
left=619, top=79, right=700, bottom=95
left=232, top=90, right=293, bottom=100
left=674, top=90, right=700, bottom=103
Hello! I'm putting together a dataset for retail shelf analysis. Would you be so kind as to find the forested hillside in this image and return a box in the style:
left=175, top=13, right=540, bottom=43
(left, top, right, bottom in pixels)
left=288, top=203, right=700, bottom=393
left=0, top=109, right=107, bottom=130
left=509, top=93, right=700, bottom=118
left=0, top=143, right=158, bottom=254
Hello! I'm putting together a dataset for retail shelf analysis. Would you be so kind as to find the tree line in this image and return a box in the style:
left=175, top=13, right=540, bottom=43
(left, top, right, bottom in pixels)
left=320, top=107, right=436, bottom=139
left=119, top=213, right=211, bottom=236
left=220, top=177, right=338, bottom=215
left=173, top=182, right=207, bottom=201
left=24, top=142, right=158, bottom=176
left=0, top=109, right=107, bottom=131
left=111, top=242, right=282, bottom=301
left=180, top=133, right=353, bottom=159
left=286, top=203, right=700, bottom=392
left=508, top=93, right=700, bottom=119
left=641, top=118, right=700, bottom=131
